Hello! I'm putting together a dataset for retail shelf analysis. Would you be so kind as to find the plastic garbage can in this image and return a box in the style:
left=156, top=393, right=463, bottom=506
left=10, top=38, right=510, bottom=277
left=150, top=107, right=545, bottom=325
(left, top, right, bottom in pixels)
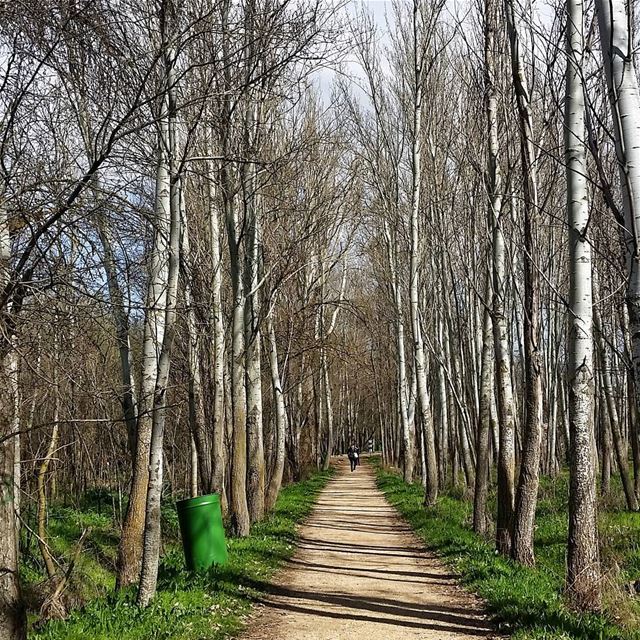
left=176, top=493, right=228, bottom=572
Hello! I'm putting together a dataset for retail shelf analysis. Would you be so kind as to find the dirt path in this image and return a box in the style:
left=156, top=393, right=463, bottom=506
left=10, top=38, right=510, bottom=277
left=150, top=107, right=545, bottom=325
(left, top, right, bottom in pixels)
left=240, top=460, right=501, bottom=640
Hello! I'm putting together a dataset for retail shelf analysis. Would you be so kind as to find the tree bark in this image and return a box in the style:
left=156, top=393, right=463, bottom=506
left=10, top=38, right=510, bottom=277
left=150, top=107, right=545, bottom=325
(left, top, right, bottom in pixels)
left=410, top=0, right=438, bottom=505
left=208, top=169, right=226, bottom=505
left=182, top=194, right=211, bottom=494
left=225, top=178, right=250, bottom=536
left=484, top=0, right=515, bottom=555
left=595, top=0, right=640, bottom=449
left=265, top=303, right=287, bottom=511
left=384, top=222, right=414, bottom=482
left=0, top=362, right=25, bottom=639
left=0, top=195, right=26, bottom=639
left=473, top=301, right=493, bottom=534
left=137, top=48, right=182, bottom=604
left=116, top=115, right=170, bottom=589
left=565, top=3, right=602, bottom=608
left=243, top=139, right=265, bottom=524
left=505, top=0, right=543, bottom=567
left=9, top=351, right=20, bottom=541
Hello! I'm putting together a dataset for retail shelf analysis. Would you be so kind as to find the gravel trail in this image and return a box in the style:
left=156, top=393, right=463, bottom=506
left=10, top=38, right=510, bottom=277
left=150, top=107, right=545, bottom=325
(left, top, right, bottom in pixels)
left=240, top=460, right=502, bottom=640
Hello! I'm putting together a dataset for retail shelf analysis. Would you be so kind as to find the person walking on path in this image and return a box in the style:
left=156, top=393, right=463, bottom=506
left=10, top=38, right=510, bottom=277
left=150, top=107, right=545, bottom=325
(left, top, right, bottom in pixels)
left=347, top=444, right=359, bottom=472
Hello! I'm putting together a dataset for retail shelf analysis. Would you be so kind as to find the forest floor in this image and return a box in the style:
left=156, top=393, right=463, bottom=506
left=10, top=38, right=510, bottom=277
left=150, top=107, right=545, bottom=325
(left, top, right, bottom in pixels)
left=377, top=464, right=640, bottom=640
left=28, top=470, right=334, bottom=639
left=240, top=458, right=500, bottom=640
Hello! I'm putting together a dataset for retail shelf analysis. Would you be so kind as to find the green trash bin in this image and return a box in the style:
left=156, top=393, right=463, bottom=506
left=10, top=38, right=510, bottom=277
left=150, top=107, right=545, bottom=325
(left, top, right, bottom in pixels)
left=176, top=493, right=228, bottom=572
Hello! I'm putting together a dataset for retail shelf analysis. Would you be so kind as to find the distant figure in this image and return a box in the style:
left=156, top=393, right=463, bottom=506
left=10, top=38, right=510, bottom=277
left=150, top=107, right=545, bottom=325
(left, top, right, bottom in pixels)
left=347, top=443, right=360, bottom=472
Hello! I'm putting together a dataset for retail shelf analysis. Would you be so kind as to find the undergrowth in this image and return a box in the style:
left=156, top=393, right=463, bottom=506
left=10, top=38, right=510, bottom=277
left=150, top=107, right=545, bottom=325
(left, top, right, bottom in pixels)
left=376, top=462, right=640, bottom=640
left=28, top=469, right=333, bottom=640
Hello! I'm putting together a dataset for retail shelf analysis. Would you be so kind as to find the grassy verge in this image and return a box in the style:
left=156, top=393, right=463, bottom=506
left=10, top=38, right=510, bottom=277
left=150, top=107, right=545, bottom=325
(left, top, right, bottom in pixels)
left=29, top=469, right=333, bottom=640
left=376, top=462, right=640, bottom=640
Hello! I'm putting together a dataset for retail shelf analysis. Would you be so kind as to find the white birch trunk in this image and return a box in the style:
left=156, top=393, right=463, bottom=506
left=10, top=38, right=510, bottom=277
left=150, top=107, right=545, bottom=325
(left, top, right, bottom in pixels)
left=244, top=156, right=264, bottom=523
left=265, top=301, right=286, bottom=510
left=116, top=98, right=170, bottom=587
left=208, top=167, right=226, bottom=506
left=473, top=291, right=493, bottom=534
left=595, top=0, right=640, bottom=445
left=137, top=44, right=182, bottom=605
left=181, top=192, right=210, bottom=493
left=384, top=221, right=413, bottom=481
left=484, top=0, right=515, bottom=553
left=565, top=4, right=601, bottom=608
left=322, top=262, right=346, bottom=469
left=226, top=182, right=250, bottom=535
left=409, top=0, right=438, bottom=504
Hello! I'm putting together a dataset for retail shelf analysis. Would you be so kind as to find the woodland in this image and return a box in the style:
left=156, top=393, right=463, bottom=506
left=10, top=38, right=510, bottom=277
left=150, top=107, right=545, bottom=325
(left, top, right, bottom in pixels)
left=1, top=0, right=640, bottom=638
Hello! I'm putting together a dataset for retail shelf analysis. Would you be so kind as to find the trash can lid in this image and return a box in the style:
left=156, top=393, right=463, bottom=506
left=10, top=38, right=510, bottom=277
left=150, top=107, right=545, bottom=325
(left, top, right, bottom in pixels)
left=176, top=493, right=221, bottom=511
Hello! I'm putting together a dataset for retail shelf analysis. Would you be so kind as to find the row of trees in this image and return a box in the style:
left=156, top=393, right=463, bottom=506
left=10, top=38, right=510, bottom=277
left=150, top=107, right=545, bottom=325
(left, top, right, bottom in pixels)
left=2, top=0, right=640, bottom=635
left=0, top=0, right=363, bottom=635
left=350, top=0, right=640, bottom=615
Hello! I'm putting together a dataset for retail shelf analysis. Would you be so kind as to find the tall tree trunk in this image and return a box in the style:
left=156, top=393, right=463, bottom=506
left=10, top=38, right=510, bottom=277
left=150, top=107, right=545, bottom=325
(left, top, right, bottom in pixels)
left=182, top=194, right=211, bottom=494
left=595, top=0, right=640, bottom=446
left=319, top=260, right=345, bottom=470
left=473, top=302, right=493, bottom=534
left=0, top=353, right=25, bottom=639
left=245, top=326, right=264, bottom=522
left=321, top=343, right=334, bottom=469
left=0, top=191, right=25, bottom=637
left=410, top=0, right=438, bottom=505
left=208, top=169, right=226, bottom=506
left=244, top=162, right=264, bottom=523
left=116, top=111, right=170, bottom=589
left=565, top=3, right=601, bottom=608
left=485, top=0, right=515, bottom=555
left=225, top=180, right=250, bottom=536
left=265, top=303, right=286, bottom=510
left=137, top=48, right=182, bottom=604
left=384, top=222, right=413, bottom=482
left=505, top=0, right=543, bottom=567
left=9, top=350, right=20, bottom=542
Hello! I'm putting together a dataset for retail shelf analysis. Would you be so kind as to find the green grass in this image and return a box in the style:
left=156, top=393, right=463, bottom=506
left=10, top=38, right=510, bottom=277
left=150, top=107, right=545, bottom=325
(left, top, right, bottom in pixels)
left=28, top=469, right=333, bottom=640
left=21, top=502, right=121, bottom=617
left=376, top=462, right=640, bottom=640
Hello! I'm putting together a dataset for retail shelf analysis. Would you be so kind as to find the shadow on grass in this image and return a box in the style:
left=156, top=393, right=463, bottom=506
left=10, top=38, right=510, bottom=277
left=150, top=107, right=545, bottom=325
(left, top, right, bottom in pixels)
left=31, top=469, right=334, bottom=640
left=376, top=466, right=633, bottom=640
